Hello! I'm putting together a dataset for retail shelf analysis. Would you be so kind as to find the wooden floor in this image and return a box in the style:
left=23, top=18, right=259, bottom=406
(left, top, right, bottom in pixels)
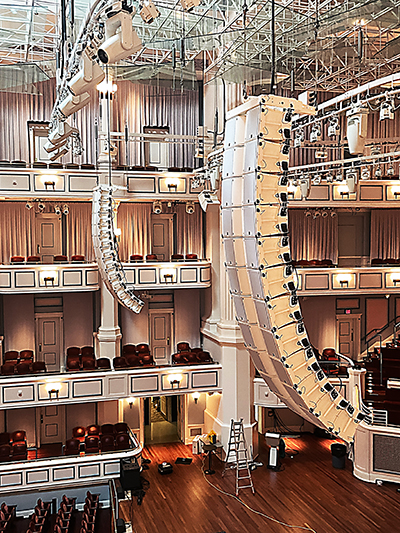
left=120, top=433, right=400, bottom=533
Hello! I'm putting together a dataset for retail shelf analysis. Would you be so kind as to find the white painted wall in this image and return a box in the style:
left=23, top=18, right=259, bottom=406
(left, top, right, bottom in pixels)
left=63, top=292, right=94, bottom=349
left=97, top=400, right=118, bottom=426
left=120, top=299, right=149, bottom=345
left=4, top=294, right=35, bottom=351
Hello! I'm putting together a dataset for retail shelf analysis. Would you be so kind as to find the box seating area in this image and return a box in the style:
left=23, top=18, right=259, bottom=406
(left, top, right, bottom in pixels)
left=0, top=160, right=96, bottom=170
left=10, top=255, right=86, bottom=264
left=129, top=253, right=199, bottom=262
left=292, top=259, right=335, bottom=267
left=64, top=423, right=131, bottom=455
left=117, top=344, right=154, bottom=368
left=371, top=258, right=400, bottom=266
left=171, top=342, right=213, bottom=365
left=1, top=349, right=46, bottom=376
left=0, top=430, right=27, bottom=461
left=66, top=346, right=99, bottom=371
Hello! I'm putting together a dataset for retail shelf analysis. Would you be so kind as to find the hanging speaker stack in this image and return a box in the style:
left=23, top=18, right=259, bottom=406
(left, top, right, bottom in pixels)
left=92, top=185, right=144, bottom=313
left=221, top=95, right=367, bottom=443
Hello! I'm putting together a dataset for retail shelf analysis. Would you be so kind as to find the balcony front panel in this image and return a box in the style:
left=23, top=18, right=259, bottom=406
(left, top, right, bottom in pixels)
left=123, top=261, right=211, bottom=289
left=0, top=364, right=222, bottom=409
left=0, top=445, right=141, bottom=495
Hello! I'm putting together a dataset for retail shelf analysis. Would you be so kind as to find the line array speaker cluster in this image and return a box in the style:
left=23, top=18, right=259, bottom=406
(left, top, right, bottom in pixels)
left=221, top=95, right=366, bottom=443
left=92, top=185, right=144, bottom=313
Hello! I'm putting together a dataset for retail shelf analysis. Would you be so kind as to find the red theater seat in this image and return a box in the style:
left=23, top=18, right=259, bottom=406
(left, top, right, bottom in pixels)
left=12, top=442, right=27, bottom=460
left=85, top=436, right=100, bottom=454
left=177, top=342, right=190, bottom=353
left=113, top=357, right=128, bottom=369
left=16, top=362, right=31, bottom=374
left=130, top=254, right=143, bottom=262
left=87, top=425, right=101, bottom=436
left=185, top=254, right=198, bottom=260
left=136, top=343, right=150, bottom=354
left=101, top=424, right=115, bottom=436
left=171, top=254, right=184, bottom=261
left=71, top=255, right=85, bottom=262
left=27, top=256, right=40, bottom=263
left=65, top=438, right=80, bottom=455
left=72, top=427, right=86, bottom=441
left=115, top=433, right=130, bottom=450
left=54, top=255, right=68, bottom=262
left=96, top=358, right=111, bottom=370
left=32, top=361, right=46, bottom=373
left=4, top=351, right=18, bottom=364
left=100, top=435, right=115, bottom=452
left=122, top=344, right=137, bottom=355
left=19, top=350, right=33, bottom=361
left=11, top=430, right=26, bottom=444
left=10, top=256, right=24, bottom=263
left=0, top=444, right=11, bottom=462
left=114, top=423, right=129, bottom=434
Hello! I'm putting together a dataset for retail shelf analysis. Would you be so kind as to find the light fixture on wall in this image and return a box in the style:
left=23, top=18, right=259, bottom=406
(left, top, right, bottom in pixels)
left=127, top=397, right=136, bottom=409
left=337, top=274, right=352, bottom=288
left=392, top=186, right=400, bottom=199
left=192, top=392, right=201, bottom=404
left=44, top=181, right=55, bottom=190
left=337, top=184, right=350, bottom=198
left=44, top=276, right=55, bottom=287
left=153, top=201, right=162, bottom=214
left=45, top=382, right=61, bottom=399
left=38, top=202, right=46, bottom=213
left=165, top=177, right=180, bottom=192
left=62, top=204, right=69, bottom=215
left=25, top=202, right=33, bottom=210
left=186, top=201, right=195, bottom=214
left=168, top=373, right=182, bottom=389
left=54, top=205, right=62, bottom=215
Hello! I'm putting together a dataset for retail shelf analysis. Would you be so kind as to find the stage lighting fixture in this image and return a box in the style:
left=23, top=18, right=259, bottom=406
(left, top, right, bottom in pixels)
left=346, top=105, right=368, bottom=155
left=49, top=122, right=78, bottom=145
left=346, top=170, right=357, bottom=193
left=180, top=0, right=201, bottom=10
left=186, top=201, right=195, bottom=214
left=326, top=171, right=334, bottom=182
left=140, top=0, right=160, bottom=23
left=198, top=190, right=220, bottom=212
left=321, top=209, right=328, bottom=218
left=25, top=202, right=33, bottom=210
left=309, top=125, right=320, bottom=143
left=153, top=201, right=162, bottom=214
left=387, top=163, right=395, bottom=176
left=312, top=174, right=321, bottom=185
left=361, top=167, right=370, bottom=180
left=375, top=166, right=382, bottom=178
left=299, top=177, right=310, bottom=199
left=305, top=209, right=312, bottom=217
left=328, top=117, right=340, bottom=137
left=315, top=149, right=328, bottom=159
left=68, top=52, right=105, bottom=96
left=380, top=98, right=394, bottom=120
left=62, top=204, right=69, bottom=215
left=98, top=10, right=142, bottom=64
left=38, top=202, right=45, bottom=212
left=49, top=147, right=69, bottom=161
left=335, top=171, right=344, bottom=182
left=54, top=205, right=62, bottom=215
left=59, top=92, right=91, bottom=118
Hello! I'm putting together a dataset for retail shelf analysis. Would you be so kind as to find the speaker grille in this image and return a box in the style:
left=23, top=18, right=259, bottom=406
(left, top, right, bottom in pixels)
left=373, top=434, right=400, bottom=474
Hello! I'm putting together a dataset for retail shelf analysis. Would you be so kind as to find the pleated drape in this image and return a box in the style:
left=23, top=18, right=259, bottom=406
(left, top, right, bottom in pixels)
left=66, top=202, right=95, bottom=261
left=289, top=209, right=338, bottom=263
left=175, top=203, right=204, bottom=258
left=0, top=202, right=36, bottom=263
left=370, top=209, right=400, bottom=260
left=117, top=202, right=152, bottom=261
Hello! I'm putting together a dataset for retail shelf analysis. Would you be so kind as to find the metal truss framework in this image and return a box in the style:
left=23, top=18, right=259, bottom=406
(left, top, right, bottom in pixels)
left=0, top=0, right=400, bottom=91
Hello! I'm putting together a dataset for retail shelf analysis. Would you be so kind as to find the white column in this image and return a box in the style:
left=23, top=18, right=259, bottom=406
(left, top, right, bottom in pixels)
left=96, top=279, right=122, bottom=359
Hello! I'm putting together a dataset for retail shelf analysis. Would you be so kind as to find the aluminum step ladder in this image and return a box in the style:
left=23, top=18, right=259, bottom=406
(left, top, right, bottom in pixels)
left=222, top=418, right=255, bottom=496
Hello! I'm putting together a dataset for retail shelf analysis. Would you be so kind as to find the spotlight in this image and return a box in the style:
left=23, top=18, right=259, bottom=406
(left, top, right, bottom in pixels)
left=54, top=205, right=61, bottom=215
left=38, top=202, right=45, bottom=212
left=98, top=10, right=142, bottom=64
left=310, top=124, right=320, bottom=143
left=186, top=201, right=195, bottom=215
left=305, top=209, right=312, bottom=217
left=58, top=92, right=91, bottom=118
left=25, top=202, right=33, bottom=210
left=50, top=147, right=69, bottom=161
left=153, top=201, right=162, bottom=214
left=180, top=0, right=201, bottom=11
left=198, top=190, right=220, bottom=212
left=326, top=171, right=334, bottom=182
left=335, top=171, right=344, bottom=182
left=361, top=167, right=370, bottom=180
left=380, top=97, right=394, bottom=120
left=313, top=209, right=321, bottom=219
left=371, top=145, right=381, bottom=156
left=346, top=105, right=368, bottom=155
left=346, top=170, right=357, bottom=193
left=315, top=149, right=328, bottom=159
left=68, top=52, right=105, bottom=96
left=387, top=163, right=395, bottom=177
left=48, top=122, right=78, bottom=145
left=331, top=210, right=337, bottom=218
left=140, top=0, right=160, bottom=23
left=294, top=130, right=303, bottom=148
left=62, top=204, right=69, bottom=215
left=328, top=117, right=340, bottom=137
left=312, top=174, right=321, bottom=185
left=375, top=166, right=382, bottom=178
left=299, top=177, right=310, bottom=199
left=321, top=209, right=328, bottom=218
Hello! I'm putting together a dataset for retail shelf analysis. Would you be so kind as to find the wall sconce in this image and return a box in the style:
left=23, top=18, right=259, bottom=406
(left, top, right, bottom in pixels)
left=127, top=397, right=135, bottom=409
left=41, top=175, right=57, bottom=190
left=391, top=273, right=400, bottom=286
left=192, top=392, right=200, bottom=404
left=165, top=177, right=180, bottom=192
left=44, top=181, right=55, bottom=190
left=114, top=228, right=121, bottom=242
left=161, top=269, right=176, bottom=283
left=337, top=274, right=352, bottom=288
left=44, top=276, right=55, bottom=287
left=338, top=184, right=350, bottom=198
left=168, top=373, right=182, bottom=389
left=392, top=186, right=400, bottom=199
left=45, top=382, right=61, bottom=399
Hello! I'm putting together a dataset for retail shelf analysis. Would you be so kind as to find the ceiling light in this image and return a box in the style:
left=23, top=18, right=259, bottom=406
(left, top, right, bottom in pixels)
left=346, top=170, right=357, bottom=193
left=25, top=202, right=33, bottom=210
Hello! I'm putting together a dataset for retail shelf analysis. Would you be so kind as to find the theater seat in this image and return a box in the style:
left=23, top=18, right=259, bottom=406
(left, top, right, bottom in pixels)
left=1, top=364, right=15, bottom=375
left=177, top=342, right=190, bottom=353
left=67, top=347, right=81, bottom=357
left=87, top=425, right=100, bottom=436
left=81, top=346, right=94, bottom=358
left=129, top=254, right=143, bottom=262
left=185, top=254, right=198, bottom=260
left=101, top=424, right=115, bottom=436
left=4, top=351, right=18, bottom=364
left=0, top=444, right=11, bottom=462
left=96, top=358, right=111, bottom=370
left=136, top=343, right=150, bottom=355
left=20, top=350, right=34, bottom=361
left=82, top=358, right=96, bottom=370
left=122, top=344, right=137, bottom=356
left=11, top=430, right=26, bottom=444
left=12, top=442, right=27, bottom=460
left=85, top=436, right=100, bottom=454
left=115, top=433, right=130, bottom=451
left=71, top=255, right=85, bottom=262
left=171, top=254, right=184, bottom=261
left=65, top=438, right=80, bottom=455
left=72, top=427, right=86, bottom=441
left=141, top=354, right=154, bottom=366
left=114, top=422, right=128, bottom=434
left=113, top=357, right=128, bottom=369
left=27, top=256, right=40, bottom=263
left=126, top=354, right=141, bottom=367
left=54, top=255, right=68, bottom=262
left=145, top=254, right=157, bottom=261
left=66, top=357, right=81, bottom=371
left=32, top=361, right=46, bottom=373
left=100, top=435, right=115, bottom=452
left=16, top=362, right=31, bottom=374
left=10, top=256, right=25, bottom=263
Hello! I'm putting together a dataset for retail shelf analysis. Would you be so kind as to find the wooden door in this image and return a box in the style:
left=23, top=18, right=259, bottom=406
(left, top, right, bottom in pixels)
left=149, top=310, right=173, bottom=364
left=35, top=313, right=63, bottom=371
left=39, top=405, right=65, bottom=445
left=336, top=314, right=361, bottom=360
left=151, top=215, right=173, bottom=261
left=36, top=213, right=62, bottom=263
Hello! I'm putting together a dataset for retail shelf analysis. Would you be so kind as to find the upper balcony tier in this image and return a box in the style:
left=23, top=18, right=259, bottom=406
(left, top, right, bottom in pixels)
left=0, top=166, right=202, bottom=200
left=0, top=260, right=211, bottom=293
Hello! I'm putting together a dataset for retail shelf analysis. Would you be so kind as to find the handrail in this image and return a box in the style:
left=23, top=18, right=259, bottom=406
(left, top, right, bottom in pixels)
left=109, top=479, right=118, bottom=533
left=362, top=315, right=400, bottom=346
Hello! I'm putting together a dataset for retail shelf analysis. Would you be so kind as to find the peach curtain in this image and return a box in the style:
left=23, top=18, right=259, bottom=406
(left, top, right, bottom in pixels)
left=0, top=202, right=36, bottom=263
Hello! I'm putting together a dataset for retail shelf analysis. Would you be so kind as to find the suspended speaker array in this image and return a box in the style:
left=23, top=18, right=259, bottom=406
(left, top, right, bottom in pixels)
left=92, top=185, right=144, bottom=313
left=221, top=95, right=367, bottom=443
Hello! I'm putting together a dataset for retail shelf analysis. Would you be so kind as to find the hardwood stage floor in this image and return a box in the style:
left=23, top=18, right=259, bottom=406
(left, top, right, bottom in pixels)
left=119, top=433, right=400, bottom=533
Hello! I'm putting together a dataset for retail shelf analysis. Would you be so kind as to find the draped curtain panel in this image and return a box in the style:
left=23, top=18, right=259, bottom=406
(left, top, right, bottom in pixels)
left=370, top=209, right=400, bottom=260
left=117, top=202, right=152, bottom=261
left=0, top=202, right=35, bottom=263
left=66, top=202, right=95, bottom=261
left=289, top=209, right=338, bottom=263
left=175, top=203, right=204, bottom=258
